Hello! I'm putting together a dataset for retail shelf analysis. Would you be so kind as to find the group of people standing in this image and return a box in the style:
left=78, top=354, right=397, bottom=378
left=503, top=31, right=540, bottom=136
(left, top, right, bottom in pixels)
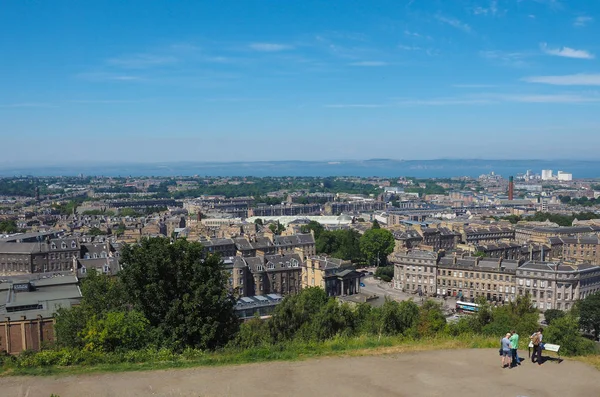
left=500, top=330, right=521, bottom=368
left=500, top=328, right=544, bottom=369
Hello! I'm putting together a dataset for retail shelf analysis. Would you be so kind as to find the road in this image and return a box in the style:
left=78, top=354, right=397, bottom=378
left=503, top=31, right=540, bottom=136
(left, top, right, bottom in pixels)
left=360, top=273, right=459, bottom=312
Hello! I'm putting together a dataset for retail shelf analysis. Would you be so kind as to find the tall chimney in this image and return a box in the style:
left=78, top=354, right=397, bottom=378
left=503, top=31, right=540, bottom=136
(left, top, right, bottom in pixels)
left=508, top=176, right=514, bottom=201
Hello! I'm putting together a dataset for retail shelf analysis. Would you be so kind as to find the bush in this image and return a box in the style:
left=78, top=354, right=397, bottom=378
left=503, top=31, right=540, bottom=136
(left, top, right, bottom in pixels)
left=544, top=309, right=565, bottom=326
left=544, top=315, right=596, bottom=356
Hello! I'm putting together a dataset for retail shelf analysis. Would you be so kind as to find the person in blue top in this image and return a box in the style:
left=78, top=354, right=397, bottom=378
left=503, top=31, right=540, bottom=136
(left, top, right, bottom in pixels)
left=501, top=332, right=512, bottom=368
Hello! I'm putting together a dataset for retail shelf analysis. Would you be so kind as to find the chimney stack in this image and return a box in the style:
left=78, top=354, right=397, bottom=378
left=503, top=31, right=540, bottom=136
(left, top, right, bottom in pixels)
left=508, top=176, right=514, bottom=201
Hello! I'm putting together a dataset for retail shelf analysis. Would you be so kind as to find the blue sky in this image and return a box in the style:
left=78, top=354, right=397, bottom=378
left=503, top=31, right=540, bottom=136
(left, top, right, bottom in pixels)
left=1, top=0, right=599, bottom=164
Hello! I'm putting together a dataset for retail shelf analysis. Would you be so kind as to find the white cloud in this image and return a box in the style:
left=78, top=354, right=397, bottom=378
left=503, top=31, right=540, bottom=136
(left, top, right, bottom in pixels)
left=540, top=43, right=594, bottom=59
left=0, top=103, right=55, bottom=108
left=248, top=43, right=293, bottom=52
left=452, top=84, right=498, bottom=88
left=435, top=15, right=472, bottom=33
left=494, top=94, right=600, bottom=103
left=480, top=50, right=529, bottom=67
left=76, top=72, right=143, bottom=82
left=398, top=45, right=421, bottom=51
left=107, top=54, right=178, bottom=68
left=472, top=1, right=500, bottom=16
left=574, top=16, right=593, bottom=27
left=349, top=61, right=388, bottom=66
left=325, top=104, right=387, bottom=108
left=523, top=74, right=600, bottom=86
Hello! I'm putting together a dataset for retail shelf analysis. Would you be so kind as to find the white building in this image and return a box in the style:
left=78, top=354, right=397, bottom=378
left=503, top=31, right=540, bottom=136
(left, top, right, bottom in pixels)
left=557, top=171, right=573, bottom=181
left=541, top=170, right=553, bottom=180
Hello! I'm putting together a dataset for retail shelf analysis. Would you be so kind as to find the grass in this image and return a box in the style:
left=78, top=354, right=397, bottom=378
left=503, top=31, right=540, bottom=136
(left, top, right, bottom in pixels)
left=573, top=355, right=600, bottom=371
left=1, top=334, right=500, bottom=377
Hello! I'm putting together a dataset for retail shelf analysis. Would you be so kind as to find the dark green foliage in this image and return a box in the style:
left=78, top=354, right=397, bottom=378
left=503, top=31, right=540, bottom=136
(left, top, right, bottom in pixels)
left=530, top=211, right=600, bottom=226
left=372, top=219, right=380, bottom=229
left=579, top=291, right=600, bottom=340
left=544, top=315, right=596, bottom=355
left=416, top=300, right=447, bottom=337
left=0, top=219, right=19, bottom=233
left=316, top=229, right=362, bottom=261
left=268, top=287, right=330, bottom=342
left=404, top=182, right=446, bottom=196
left=54, top=270, right=129, bottom=349
left=120, top=238, right=239, bottom=351
left=88, top=227, right=104, bottom=236
left=300, top=220, right=324, bottom=239
left=375, top=266, right=394, bottom=282
left=544, top=309, right=565, bottom=326
left=359, top=228, right=395, bottom=266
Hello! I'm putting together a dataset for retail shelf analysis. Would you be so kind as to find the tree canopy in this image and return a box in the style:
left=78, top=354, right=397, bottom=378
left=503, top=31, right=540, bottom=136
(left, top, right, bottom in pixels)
left=120, top=238, right=239, bottom=350
left=578, top=291, right=600, bottom=340
left=359, top=228, right=395, bottom=266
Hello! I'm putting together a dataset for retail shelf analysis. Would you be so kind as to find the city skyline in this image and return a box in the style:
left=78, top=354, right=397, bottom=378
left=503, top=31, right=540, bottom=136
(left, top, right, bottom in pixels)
left=2, top=0, right=600, bottom=163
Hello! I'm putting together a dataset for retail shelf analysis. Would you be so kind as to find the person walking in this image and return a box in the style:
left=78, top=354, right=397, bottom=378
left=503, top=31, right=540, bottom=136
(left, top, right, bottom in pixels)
left=530, top=328, right=543, bottom=365
left=501, top=332, right=512, bottom=368
left=509, top=330, right=520, bottom=367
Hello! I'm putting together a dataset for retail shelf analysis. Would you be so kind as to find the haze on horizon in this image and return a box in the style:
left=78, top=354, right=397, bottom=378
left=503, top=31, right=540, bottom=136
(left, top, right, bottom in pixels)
left=2, top=0, right=600, bottom=164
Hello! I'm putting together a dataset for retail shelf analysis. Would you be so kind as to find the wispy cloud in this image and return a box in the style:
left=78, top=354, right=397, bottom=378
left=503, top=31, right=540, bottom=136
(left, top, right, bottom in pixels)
left=403, top=30, right=432, bottom=40
left=396, top=98, right=492, bottom=105
left=68, top=99, right=145, bottom=104
left=494, top=93, right=600, bottom=103
left=325, top=104, right=387, bottom=108
left=472, top=1, right=501, bottom=16
left=349, top=61, right=388, bottom=66
left=574, top=16, right=593, bottom=27
left=523, top=73, right=600, bottom=86
left=435, top=15, right=472, bottom=33
left=328, top=91, right=600, bottom=108
left=398, top=44, right=421, bottom=51
left=248, top=43, right=293, bottom=52
left=540, top=43, right=594, bottom=59
left=76, top=72, right=143, bottom=82
left=530, top=0, right=562, bottom=10
left=480, top=50, right=529, bottom=67
left=0, top=102, right=55, bottom=108
left=107, top=54, right=178, bottom=69
left=452, top=84, right=499, bottom=88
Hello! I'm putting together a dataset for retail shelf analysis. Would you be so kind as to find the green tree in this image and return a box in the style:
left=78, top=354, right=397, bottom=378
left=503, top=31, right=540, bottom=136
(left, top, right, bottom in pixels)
left=359, top=228, right=395, bottom=266
left=372, top=219, right=380, bottom=229
left=416, top=300, right=447, bottom=337
left=300, top=220, right=324, bottom=239
left=88, top=227, right=104, bottom=236
left=374, top=265, right=394, bottom=282
left=544, top=315, right=596, bottom=356
left=54, top=270, right=128, bottom=348
left=268, top=287, right=329, bottom=342
left=0, top=220, right=19, bottom=233
left=579, top=291, right=600, bottom=340
left=120, top=238, right=239, bottom=351
left=254, top=218, right=263, bottom=226
left=544, top=309, right=565, bottom=326
left=81, top=310, right=149, bottom=352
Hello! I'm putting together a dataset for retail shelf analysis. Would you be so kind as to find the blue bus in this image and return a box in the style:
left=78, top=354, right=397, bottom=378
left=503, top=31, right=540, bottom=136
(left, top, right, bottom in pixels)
left=456, top=301, right=479, bottom=313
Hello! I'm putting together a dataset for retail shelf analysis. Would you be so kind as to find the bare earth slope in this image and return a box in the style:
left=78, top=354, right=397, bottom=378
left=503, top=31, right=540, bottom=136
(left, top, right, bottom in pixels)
left=2, top=349, right=599, bottom=397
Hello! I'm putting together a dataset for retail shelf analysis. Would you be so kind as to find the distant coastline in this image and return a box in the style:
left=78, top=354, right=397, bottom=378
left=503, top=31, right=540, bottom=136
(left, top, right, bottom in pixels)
left=1, top=159, right=599, bottom=178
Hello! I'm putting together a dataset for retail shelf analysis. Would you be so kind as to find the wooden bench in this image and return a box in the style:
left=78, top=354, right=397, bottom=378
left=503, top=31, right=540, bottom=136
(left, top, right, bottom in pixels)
left=528, top=342, right=562, bottom=362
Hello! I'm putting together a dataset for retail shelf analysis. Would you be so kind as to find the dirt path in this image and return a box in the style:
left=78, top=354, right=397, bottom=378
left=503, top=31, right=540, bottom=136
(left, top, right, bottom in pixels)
left=1, top=349, right=598, bottom=397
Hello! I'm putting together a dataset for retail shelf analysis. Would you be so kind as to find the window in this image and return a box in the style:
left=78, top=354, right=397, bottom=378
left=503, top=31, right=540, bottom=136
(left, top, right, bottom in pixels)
left=61, top=242, right=67, bottom=249
left=51, top=243, right=56, bottom=250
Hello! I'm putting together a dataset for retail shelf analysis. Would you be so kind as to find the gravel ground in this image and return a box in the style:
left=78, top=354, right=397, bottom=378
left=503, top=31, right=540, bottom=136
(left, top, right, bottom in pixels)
left=1, top=348, right=598, bottom=397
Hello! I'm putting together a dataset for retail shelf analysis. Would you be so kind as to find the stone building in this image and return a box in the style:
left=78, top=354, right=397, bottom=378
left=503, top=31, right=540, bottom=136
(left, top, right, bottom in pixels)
left=436, top=256, right=519, bottom=303
left=516, top=261, right=600, bottom=311
left=560, top=236, right=600, bottom=263
left=0, top=237, right=80, bottom=275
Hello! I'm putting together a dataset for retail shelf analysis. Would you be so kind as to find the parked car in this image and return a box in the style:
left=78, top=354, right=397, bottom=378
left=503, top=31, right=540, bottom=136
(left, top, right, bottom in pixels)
left=360, top=282, right=365, bottom=287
